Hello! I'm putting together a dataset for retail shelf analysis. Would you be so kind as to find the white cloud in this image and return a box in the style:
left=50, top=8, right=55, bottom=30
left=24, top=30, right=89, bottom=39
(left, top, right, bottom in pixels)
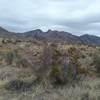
left=0, top=0, right=100, bottom=36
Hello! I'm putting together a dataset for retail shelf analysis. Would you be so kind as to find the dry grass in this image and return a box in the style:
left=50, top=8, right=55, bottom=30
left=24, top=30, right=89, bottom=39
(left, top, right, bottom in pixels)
left=0, top=41, right=100, bottom=100
left=0, top=78, right=100, bottom=100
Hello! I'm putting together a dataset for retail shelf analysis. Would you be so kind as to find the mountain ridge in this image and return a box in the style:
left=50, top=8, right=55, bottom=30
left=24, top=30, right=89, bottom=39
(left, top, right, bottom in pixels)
left=0, top=27, right=100, bottom=45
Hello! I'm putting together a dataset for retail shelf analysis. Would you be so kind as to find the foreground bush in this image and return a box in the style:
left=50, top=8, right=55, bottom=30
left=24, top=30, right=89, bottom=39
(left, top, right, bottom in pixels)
left=39, top=44, right=67, bottom=85
left=49, top=65, right=63, bottom=84
left=39, top=45, right=83, bottom=85
left=48, top=44, right=68, bottom=84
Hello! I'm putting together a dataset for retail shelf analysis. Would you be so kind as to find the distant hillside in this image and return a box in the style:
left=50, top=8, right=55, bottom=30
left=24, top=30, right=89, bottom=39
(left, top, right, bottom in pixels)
left=23, top=29, right=82, bottom=43
left=80, top=34, right=100, bottom=45
left=0, top=27, right=18, bottom=38
left=0, top=27, right=100, bottom=45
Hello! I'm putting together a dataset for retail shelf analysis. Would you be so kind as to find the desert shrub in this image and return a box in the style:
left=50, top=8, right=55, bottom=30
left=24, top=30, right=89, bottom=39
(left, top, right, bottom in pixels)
left=4, top=49, right=30, bottom=67
left=39, top=43, right=66, bottom=84
left=65, top=63, right=75, bottom=81
left=81, top=54, right=86, bottom=59
left=16, top=58, right=30, bottom=68
left=2, top=38, right=5, bottom=44
left=5, top=79, right=34, bottom=91
left=51, top=45, right=62, bottom=65
left=0, top=52, right=4, bottom=64
left=40, top=45, right=83, bottom=85
left=98, top=96, right=100, bottom=100
left=49, top=64, right=63, bottom=84
left=68, top=47, right=81, bottom=79
left=5, top=49, right=18, bottom=65
left=16, top=39, right=22, bottom=42
left=81, top=92, right=89, bottom=100
left=5, top=51, right=13, bottom=64
left=48, top=44, right=68, bottom=84
left=93, top=52, right=100, bottom=74
left=78, top=67, right=88, bottom=75
left=37, top=44, right=53, bottom=79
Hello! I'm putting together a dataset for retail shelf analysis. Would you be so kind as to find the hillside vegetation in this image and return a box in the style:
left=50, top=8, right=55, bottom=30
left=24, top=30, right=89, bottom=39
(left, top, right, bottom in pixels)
left=0, top=37, right=100, bottom=100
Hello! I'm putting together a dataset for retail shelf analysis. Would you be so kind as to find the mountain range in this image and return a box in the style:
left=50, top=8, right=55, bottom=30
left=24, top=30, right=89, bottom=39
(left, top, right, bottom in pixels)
left=0, top=27, right=100, bottom=45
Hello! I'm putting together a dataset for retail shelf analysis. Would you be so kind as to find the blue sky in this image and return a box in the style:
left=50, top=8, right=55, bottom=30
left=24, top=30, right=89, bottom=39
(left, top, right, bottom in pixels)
left=0, top=0, right=100, bottom=36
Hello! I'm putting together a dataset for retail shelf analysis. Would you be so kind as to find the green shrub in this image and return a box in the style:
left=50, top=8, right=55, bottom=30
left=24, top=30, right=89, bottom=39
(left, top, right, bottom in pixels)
left=49, top=64, right=63, bottom=84
left=48, top=44, right=67, bottom=84
left=4, top=49, right=30, bottom=68
left=5, top=50, right=18, bottom=65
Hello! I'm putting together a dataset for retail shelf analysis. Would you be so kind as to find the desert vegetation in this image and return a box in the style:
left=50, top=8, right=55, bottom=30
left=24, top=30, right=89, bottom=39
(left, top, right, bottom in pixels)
left=0, top=39, right=100, bottom=100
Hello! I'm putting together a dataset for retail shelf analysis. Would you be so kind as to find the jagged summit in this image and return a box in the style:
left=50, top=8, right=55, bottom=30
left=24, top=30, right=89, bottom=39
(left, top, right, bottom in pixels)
left=0, top=26, right=100, bottom=45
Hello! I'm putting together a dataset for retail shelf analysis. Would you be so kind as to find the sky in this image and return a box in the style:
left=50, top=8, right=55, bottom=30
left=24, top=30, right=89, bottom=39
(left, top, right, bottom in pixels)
left=0, top=0, right=100, bottom=36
